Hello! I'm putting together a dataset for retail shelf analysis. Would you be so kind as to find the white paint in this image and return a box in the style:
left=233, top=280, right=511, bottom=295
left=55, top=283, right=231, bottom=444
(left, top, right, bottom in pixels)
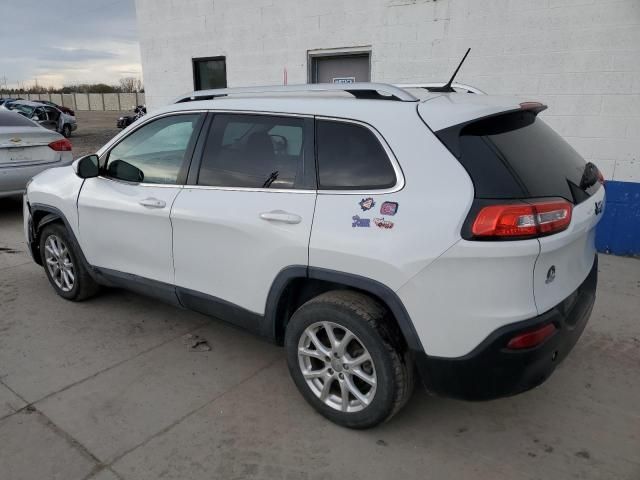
left=24, top=92, right=605, bottom=357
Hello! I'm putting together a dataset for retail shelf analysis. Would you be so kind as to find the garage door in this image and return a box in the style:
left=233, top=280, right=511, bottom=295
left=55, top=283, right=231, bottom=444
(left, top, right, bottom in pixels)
left=310, top=54, right=371, bottom=84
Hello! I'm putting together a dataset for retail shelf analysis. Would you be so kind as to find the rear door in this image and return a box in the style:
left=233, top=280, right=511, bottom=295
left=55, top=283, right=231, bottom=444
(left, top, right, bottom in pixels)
left=78, top=112, right=204, bottom=284
left=171, top=112, right=316, bottom=324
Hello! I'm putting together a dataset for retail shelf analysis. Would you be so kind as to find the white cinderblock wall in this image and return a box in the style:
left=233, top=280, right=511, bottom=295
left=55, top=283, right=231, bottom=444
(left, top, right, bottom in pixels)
left=135, top=0, right=640, bottom=182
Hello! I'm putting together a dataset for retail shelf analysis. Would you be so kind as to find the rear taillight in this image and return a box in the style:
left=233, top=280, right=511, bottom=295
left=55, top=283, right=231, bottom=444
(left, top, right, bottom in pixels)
left=507, top=323, right=556, bottom=350
left=48, top=139, right=72, bottom=151
left=471, top=199, right=572, bottom=239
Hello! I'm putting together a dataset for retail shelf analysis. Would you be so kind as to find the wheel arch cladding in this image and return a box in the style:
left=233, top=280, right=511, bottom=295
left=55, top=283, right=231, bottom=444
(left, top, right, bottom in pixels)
left=270, top=266, right=424, bottom=354
left=29, top=204, right=93, bottom=276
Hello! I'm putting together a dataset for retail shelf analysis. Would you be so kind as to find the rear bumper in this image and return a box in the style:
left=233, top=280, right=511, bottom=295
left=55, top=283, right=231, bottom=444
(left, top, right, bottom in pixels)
left=415, top=255, right=597, bottom=400
left=1, top=162, right=65, bottom=195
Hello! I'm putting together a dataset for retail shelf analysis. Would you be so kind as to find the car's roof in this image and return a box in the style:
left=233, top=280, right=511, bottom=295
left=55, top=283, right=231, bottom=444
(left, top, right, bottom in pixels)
left=11, top=100, right=44, bottom=107
left=151, top=91, right=527, bottom=129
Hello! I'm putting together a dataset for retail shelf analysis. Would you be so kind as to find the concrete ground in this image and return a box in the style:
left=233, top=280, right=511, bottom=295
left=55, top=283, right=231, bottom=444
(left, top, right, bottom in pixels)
left=1, top=112, right=639, bottom=479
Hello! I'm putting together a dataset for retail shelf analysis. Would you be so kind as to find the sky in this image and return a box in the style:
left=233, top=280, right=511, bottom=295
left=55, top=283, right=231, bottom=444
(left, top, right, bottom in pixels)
left=0, top=0, right=141, bottom=90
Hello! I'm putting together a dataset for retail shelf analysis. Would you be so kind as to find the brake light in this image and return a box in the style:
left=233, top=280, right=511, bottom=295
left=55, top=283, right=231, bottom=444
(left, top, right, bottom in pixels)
left=519, top=101, right=548, bottom=114
left=472, top=199, right=572, bottom=239
left=507, top=323, right=556, bottom=350
left=48, top=139, right=72, bottom=151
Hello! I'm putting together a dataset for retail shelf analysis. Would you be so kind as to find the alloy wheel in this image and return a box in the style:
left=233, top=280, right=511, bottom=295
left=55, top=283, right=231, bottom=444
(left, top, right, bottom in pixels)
left=44, top=235, right=75, bottom=292
left=298, top=321, right=377, bottom=413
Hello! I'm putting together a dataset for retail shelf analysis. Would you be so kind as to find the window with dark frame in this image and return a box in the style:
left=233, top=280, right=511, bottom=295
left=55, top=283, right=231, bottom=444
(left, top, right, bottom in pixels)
left=193, top=57, right=227, bottom=90
left=316, top=120, right=396, bottom=190
left=198, top=114, right=310, bottom=190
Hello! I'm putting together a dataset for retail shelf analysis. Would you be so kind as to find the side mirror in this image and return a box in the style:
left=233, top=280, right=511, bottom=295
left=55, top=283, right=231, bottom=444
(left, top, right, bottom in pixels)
left=107, top=159, right=144, bottom=183
left=73, top=154, right=100, bottom=179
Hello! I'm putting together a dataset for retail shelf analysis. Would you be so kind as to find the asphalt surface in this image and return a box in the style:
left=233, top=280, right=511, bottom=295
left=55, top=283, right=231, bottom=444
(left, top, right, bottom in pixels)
left=0, top=112, right=639, bottom=479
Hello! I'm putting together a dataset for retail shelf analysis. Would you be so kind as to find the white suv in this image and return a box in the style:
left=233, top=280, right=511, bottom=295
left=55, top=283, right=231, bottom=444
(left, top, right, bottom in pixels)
left=24, top=83, right=605, bottom=428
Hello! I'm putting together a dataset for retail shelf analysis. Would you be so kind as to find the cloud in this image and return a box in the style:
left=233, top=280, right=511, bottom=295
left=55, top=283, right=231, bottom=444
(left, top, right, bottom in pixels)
left=36, top=47, right=119, bottom=62
left=0, top=0, right=141, bottom=89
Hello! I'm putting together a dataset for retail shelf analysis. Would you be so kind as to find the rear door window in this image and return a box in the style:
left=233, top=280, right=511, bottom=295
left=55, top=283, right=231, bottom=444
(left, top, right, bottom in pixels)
left=316, top=120, right=396, bottom=190
left=197, top=114, right=313, bottom=189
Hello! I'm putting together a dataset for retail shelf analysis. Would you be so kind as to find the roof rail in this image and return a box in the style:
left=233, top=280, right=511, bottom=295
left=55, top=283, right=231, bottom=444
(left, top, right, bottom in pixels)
left=174, top=82, right=419, bottom=104
left=397, top=83, right=486, bottom=94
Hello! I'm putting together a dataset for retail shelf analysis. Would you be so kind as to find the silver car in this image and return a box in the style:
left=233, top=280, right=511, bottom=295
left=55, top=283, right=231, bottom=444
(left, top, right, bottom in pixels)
left=0, top=109, right=73, bottom=198
left=7, top=100, right=77, bottom=138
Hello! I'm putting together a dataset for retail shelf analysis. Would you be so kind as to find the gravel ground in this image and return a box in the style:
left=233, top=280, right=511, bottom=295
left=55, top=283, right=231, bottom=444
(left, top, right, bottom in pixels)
left=69, top=111, right=129, bottom=158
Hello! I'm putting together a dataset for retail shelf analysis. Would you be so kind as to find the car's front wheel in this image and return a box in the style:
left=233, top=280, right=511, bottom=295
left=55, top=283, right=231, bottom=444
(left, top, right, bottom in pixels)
left=39, top=223, right=99, bottom=301
left=285, top=290, right=414, bottom=428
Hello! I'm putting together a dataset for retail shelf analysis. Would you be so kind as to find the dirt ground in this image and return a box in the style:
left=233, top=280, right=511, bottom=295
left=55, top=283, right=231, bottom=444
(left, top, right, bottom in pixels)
left=70, top=111, right=130, bottom=157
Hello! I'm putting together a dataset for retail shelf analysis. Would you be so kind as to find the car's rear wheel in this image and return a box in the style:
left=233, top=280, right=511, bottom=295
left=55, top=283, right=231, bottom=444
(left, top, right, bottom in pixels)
left=285, top=290, right=414, bottom=428
left=62, top=124, right=71, bottom=138
left=40, top=223, right=99, bottom=301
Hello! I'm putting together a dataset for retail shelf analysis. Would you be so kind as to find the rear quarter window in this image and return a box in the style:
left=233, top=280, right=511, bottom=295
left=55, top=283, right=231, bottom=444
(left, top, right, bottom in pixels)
left=316, top=120, right=396, bottom=190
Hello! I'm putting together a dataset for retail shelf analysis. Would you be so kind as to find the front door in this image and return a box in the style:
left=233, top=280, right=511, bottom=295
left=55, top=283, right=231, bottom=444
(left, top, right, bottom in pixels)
left=78, top=112, right=204, bottom=284
left=171, top=112, right=316, bottom=322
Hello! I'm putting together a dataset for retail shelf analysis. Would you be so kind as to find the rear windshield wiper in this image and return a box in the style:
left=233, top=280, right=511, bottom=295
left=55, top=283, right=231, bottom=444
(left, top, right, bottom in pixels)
left=262, top=171, right=279, bottom=188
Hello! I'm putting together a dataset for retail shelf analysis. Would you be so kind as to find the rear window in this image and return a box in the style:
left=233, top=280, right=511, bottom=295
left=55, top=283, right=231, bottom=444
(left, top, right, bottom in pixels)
left=436, top=111, right=600, bottom=204
left=0, top=110, right=36, bottom=127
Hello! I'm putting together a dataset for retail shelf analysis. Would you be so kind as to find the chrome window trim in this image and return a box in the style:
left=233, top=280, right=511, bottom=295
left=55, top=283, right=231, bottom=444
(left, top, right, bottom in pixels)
left=314, top=115, right=405, bottom=196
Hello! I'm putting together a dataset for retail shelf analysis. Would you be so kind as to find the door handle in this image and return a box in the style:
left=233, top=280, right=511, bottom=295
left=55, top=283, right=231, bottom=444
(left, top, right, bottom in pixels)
left=139, top=197, right=166, bottom=209
left=259, top=210, right=302, bottom=224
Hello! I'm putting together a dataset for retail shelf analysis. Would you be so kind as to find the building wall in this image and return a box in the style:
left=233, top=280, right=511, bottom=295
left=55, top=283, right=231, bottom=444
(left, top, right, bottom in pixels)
left=135, top=0, right=640, bottom=254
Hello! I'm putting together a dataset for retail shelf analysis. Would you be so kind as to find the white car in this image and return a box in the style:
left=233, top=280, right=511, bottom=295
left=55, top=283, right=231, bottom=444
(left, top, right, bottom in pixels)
left=23, top=83, right=605, bottom=428
left=0, top=110, right=73, bottom=198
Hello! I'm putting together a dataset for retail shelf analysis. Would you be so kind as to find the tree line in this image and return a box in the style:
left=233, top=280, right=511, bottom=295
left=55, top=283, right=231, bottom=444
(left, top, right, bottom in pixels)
left=2, top=77, right=144, bottom=95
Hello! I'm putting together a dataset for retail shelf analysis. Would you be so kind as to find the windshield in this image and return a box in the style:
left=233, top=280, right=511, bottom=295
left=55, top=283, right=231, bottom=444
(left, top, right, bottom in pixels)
left=12, top=104, right=35, bottom=117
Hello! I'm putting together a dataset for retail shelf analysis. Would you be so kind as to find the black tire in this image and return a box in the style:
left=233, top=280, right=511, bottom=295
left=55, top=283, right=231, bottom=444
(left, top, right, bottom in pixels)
left=285, top=290, right=414, bottom=428
left=39, top=223, right=99, bottom=301
left=62, top=124, right=71, bottom=138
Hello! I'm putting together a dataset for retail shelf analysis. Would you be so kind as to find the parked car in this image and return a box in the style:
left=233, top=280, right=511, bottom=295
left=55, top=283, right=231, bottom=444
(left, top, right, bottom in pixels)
left=33, top=99, right=75, bottom=116
left=117, top=104, right=146, bottom=128
left=0, top=109, right=72, bottom=198
left=23, top=83, right=605, bottom=428
left=0, top=98, right=23, bottom=109
left=7, top=100, right=77, bottom=137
